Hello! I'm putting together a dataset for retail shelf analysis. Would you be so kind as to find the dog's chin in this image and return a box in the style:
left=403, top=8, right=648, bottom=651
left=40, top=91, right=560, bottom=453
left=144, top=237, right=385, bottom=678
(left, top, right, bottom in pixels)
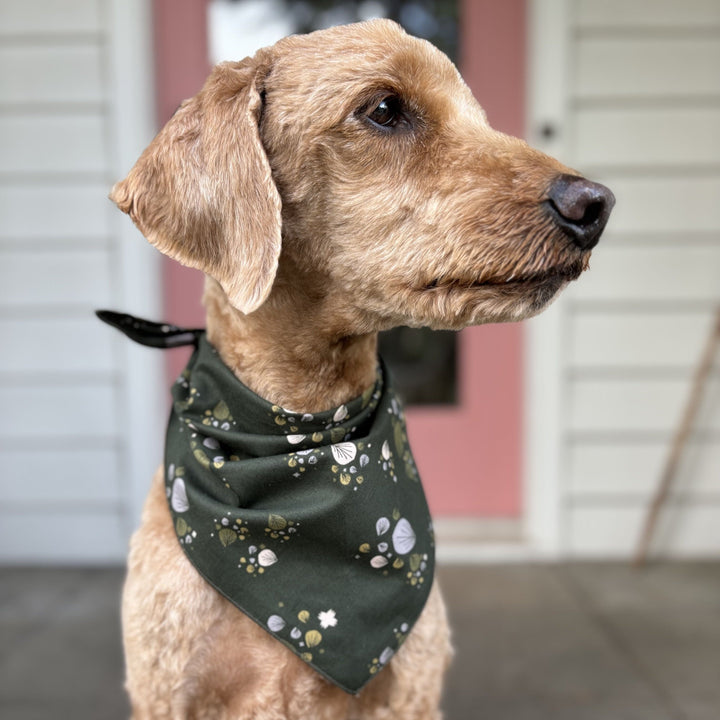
left=402, top=265, right=582, bottom=330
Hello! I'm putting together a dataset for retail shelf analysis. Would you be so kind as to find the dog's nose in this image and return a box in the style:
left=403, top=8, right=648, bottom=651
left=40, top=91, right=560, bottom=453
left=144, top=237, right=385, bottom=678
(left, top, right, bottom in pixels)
left=546, top=174, right=615, bottom=250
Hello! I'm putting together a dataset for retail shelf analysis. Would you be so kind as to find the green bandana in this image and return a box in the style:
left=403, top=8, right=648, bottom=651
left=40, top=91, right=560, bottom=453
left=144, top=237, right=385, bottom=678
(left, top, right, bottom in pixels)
left=98, top=312, right=435, bottom=694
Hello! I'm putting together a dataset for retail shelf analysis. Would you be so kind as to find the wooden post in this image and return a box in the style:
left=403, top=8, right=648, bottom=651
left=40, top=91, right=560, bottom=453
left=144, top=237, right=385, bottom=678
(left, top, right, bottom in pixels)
left=633, top=307, right=720, bottom=567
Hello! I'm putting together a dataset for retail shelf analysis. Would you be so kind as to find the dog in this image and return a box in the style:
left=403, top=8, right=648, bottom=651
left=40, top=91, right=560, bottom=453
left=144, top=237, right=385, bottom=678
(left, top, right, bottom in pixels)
left=110, top=19, right=613, bottom=719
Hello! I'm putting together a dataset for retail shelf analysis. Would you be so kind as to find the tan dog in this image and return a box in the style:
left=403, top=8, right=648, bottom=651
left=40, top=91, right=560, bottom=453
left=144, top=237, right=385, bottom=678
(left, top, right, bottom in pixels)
left=111, top=19, right=613, bottom=719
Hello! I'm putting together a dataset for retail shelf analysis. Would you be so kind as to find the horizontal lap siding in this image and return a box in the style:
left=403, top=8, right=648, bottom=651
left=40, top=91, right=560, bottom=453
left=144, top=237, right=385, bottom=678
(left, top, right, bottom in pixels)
left=0, top=184, right=111, bottom=240
left=568, top=245, right=720, bottom=301
left=0, top=447, right=120, bottom=504
left=0, top=0, right=126, bottom=562
left=569, top=310, right=719, bottom=367
left=569, top=378, right=720, bottom=434
left=0, top=45, right=106, bottom=105
left=0, top=115, right=108, bottom=175
left=1, top=250, right=113, bottom=307
left=0, top=384, right=117, bottom=439
left=567, top=504, right=720, bottom=557
left=0, top=317, right=116, bottom=374
left=0, top=511, right=127, bottom=564
left=580, top=177, right=720, bottom=234
left=575, top=38, right=720, bottom=99
left=0, top=0, right=103, bottom=33
left=562, top=2, right=720, bottom=557
left=568, top=440, right=720, bottom=497
left=575, top=0, right=720, bottom=28
left=575, top=108, right=720, bottom=168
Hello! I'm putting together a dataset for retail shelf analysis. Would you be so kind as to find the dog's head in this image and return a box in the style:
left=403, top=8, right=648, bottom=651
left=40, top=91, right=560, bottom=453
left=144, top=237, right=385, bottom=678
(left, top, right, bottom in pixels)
left=112, top=19, right=613, bottom=331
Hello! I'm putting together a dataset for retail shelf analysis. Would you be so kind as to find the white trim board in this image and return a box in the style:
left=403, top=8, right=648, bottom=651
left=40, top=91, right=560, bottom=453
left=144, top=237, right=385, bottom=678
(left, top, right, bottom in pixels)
left=525, top=0, right=571, bottom=559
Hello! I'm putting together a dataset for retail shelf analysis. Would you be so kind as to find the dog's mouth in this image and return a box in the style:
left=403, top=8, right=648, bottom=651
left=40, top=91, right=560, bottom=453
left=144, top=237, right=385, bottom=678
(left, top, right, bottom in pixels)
left=420, top=261, right=587, bottom=293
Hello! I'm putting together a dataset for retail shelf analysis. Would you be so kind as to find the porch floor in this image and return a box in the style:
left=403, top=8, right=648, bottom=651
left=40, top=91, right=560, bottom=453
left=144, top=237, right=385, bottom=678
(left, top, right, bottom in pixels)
left=1, top=562, right=718, bottom=719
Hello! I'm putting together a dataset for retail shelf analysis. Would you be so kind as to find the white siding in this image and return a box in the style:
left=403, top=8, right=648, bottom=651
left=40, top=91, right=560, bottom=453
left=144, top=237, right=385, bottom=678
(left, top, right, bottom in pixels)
left=0, top=0, right=103, bottom=33
left=0, top=317, right=116, bottom=374
left=574, top=108, right=720, bottom=168
left=568, top=309, right=719, bottom=368
left=0, top=0, right=161, bottom=563
left=1, top=249, right=113, bottom=307
left=529, top=0, right=720, bottom=558
left=0, top=45, right=106, bottom=105
left=0, top=114, right=108, bottom=174
left=0, top=184, right=111, bottom=239
left=575, top=0, right=720, bottom=28
left=574, top=38, right=720, bottom=99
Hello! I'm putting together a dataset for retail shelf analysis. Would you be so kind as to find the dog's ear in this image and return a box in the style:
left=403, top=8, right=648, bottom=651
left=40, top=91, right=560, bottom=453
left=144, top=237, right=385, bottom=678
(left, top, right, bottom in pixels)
left=110, top=53, right=281, bottom=314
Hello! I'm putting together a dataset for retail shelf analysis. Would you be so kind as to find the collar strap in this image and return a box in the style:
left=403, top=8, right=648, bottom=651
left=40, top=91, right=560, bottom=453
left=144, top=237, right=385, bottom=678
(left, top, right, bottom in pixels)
left=96, top=309, right=203, bottom=349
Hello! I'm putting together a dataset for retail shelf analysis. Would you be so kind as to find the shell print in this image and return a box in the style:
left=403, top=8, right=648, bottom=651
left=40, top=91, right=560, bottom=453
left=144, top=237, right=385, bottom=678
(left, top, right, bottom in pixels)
left=392, top=518, right=416, bottom=555
left=379, top=647, right=394, bottom=665
left=258, top=549, right=278, bottom=567
left=333, top=405, right=349, bottom=422
left=267, top=614, right=285, bottom=632
left=376, top=517, right=390, bottom=536
left=170, top=477, right=189, bottom=513
left=331, top=442, right=357, bottom=464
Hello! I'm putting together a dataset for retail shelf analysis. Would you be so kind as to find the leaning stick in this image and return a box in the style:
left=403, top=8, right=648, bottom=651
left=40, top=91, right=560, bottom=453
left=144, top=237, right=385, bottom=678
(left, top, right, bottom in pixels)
left=633, top=306, right=720, bottom=568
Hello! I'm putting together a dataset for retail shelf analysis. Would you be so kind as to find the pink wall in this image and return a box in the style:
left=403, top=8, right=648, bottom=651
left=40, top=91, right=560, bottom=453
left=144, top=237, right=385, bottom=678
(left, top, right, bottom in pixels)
left=153, top=0, right=527, bottom=517
left=460, top=0, right=527, bottom=139
left=153, top=0, right=210, bottom=380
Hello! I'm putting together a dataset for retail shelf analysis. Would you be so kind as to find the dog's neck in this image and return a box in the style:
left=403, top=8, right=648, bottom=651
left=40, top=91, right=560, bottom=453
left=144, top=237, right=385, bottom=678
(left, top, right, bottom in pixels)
left=204, top=279, right=378, bottom=412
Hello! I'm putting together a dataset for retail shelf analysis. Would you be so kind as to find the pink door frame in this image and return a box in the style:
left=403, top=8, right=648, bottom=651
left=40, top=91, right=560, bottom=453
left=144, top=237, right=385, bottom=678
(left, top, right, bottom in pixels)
left=152, top=0, right=526, bottom=517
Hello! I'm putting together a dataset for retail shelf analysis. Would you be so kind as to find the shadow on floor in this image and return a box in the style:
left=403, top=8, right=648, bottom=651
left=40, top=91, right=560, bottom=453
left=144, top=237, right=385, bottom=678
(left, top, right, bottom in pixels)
left=1, top=562, right=718, bottom=719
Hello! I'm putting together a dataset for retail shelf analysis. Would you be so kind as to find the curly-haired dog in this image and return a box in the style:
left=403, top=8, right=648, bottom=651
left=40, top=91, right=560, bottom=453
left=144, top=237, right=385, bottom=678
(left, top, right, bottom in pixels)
left=111, top=19, right=613, bottom=720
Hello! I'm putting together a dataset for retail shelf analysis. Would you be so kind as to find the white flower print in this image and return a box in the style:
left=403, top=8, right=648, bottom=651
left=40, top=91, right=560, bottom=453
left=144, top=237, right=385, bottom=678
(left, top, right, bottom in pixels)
left=318, top=609, right=338, bottom=629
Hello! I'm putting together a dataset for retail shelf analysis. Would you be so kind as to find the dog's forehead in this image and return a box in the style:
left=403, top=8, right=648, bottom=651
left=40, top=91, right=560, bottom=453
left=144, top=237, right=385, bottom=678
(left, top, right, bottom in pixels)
left=267, top=20, right=467, bottom=110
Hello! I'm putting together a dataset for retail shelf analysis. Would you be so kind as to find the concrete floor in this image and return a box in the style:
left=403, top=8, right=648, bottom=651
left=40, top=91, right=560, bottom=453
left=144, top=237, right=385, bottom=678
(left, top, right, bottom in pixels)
left=1, top=563, right=718, bottom=719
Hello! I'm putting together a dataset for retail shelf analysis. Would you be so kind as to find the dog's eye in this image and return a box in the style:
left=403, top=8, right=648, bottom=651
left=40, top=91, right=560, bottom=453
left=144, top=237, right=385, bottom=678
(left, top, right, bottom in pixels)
left=365, top=96, right=405, bottom=129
